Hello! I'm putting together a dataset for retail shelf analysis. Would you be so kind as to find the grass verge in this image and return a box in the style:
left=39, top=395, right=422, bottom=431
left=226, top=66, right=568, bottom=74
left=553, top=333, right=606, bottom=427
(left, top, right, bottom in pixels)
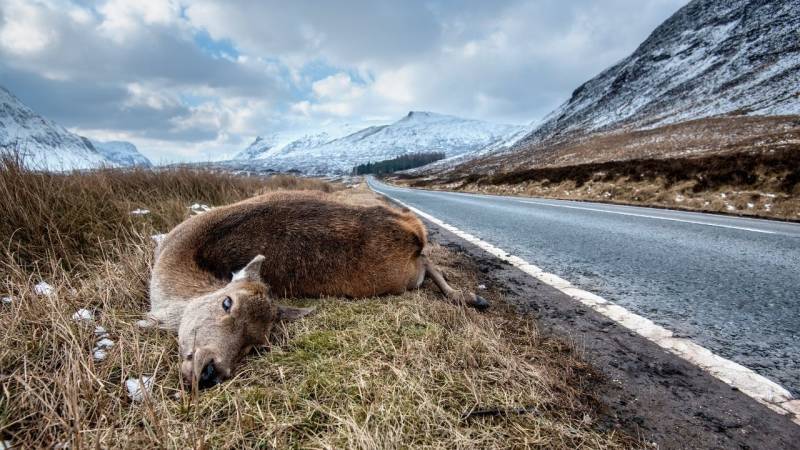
left=0, top=160, right=634, bottom=448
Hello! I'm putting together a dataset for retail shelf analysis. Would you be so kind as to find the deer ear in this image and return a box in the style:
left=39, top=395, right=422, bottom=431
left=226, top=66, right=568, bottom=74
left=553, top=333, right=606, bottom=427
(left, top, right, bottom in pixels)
left=277, top=305, right=315, bottom=322
left=232, top=254, right=265, bottom=282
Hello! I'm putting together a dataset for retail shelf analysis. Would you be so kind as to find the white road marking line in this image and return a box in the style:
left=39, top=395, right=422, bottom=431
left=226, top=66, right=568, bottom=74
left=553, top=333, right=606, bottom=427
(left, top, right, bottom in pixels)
left=372, top=183, right=799, bottom=425
left=517, top=200, right=777, bottom=234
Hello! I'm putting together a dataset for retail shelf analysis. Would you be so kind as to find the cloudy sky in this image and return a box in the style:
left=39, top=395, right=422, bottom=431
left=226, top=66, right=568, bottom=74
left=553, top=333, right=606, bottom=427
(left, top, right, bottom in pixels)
left=0, top=0, right=688, bottom=162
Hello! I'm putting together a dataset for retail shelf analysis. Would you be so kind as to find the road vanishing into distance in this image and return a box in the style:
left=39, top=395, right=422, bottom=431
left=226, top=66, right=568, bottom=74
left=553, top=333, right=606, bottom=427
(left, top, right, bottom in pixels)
left=368, top=178, right=800, bottom=396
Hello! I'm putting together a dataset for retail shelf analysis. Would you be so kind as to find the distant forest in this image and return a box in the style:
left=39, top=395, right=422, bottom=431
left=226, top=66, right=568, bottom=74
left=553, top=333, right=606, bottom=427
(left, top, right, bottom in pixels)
left=352, top=152, right=446, bottom=175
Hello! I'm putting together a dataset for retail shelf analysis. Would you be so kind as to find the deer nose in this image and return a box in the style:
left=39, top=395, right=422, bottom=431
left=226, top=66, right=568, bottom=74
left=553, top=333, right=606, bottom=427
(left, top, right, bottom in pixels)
left=198, top=360, right=220, bottom=389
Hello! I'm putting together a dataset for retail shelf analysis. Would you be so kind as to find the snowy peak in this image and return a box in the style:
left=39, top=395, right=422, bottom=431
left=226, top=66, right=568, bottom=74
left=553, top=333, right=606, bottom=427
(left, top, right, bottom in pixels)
left=90, top=140, right=152, bottom=167
left=515, top=0, right=800, bottom=148
left=237, top=136, right=275, bottom=160
left=234, top=122, right=373, bottom=161
left=399, top=111, right=443, bottom=122
left=235, top=112, right=522, bottom=175
left=0, top=85, right=151, bottom=170
left=0, top=86, right=109, bottom=170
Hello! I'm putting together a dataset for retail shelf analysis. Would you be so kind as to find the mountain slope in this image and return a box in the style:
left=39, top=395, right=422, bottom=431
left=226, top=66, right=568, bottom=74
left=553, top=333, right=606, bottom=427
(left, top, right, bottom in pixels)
left=90, top=140, right=152, bottom=167
left=235, top=111, right=521, bottom=174
left=0, top=86, right=109, bottom=170
left=402, top=0, right=800, bottom=221
left=515, top=0, right=799, bottom=149
left=235, top=122, right=375, bottom=161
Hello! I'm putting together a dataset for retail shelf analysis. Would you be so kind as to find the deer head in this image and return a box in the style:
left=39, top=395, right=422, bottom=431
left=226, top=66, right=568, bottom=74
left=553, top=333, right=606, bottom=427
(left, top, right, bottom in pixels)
left=177, top=255, right=313, bottom=389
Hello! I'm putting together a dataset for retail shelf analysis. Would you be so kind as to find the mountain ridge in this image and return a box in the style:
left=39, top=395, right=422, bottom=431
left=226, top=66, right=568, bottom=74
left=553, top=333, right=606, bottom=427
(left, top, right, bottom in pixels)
left=0, top=86, right=109, bottom=170
left=0, top=85, right=150, bottom=170
left=235, top=111, right=522, bottom=175
left=90, top=139, right=152, bottom=167
left=513, top=0, right=800, bottom=150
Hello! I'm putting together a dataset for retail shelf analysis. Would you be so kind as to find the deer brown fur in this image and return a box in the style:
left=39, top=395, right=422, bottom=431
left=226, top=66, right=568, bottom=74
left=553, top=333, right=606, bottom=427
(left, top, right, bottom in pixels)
left=145, top=190, right=488, bottom=389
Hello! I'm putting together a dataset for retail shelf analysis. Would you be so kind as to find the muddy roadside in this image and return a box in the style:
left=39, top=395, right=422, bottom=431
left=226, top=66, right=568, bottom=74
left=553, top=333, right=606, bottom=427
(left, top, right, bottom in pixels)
left=422, top=219, right=800, bottom=449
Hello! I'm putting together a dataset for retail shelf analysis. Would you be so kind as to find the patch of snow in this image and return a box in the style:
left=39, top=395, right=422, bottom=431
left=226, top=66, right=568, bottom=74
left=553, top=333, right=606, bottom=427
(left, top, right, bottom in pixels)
left=34, top=281, right=54, bottom=296
left=477, top=284, right=487, bottom=290
left=747, top=202, right=755, bottom=209
left=675, top=194, right=685, bottom=202
left=93, top=348, right=107, bottom=361
left=151, top=234, right=166, bottom=245
left=2, top=296, right=13, bottom=304
left=1, top=440, right=12, bottom=450
left=93, top=336, right=115, bottom=361
left=126, top=376, right=154, bottom=402
left=95, top=337, right=114, bottom=349
left=726, top=204, right=736, bottom=211
left=130, top=209, right=150, bottom=215
left=72, top=308, right=94, bottom=322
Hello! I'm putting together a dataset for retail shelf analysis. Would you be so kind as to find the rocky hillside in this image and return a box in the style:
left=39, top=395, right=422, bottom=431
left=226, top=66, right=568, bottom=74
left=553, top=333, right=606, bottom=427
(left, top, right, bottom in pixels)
left=513, top=0, right=799, bottom=150
left=235, top=111, right=521, bottom=175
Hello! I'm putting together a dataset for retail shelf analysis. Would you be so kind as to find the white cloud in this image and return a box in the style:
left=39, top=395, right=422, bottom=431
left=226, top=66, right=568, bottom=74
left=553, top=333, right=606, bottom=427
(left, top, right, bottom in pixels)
left=312, top=73, right=361, bottom=99
left=124, top=82, right=181, bottom=110
left=0, top=0, right=54, bottom=54
left=97, top=0, right=182, bottom=42
left=0, top=0, right=690, bottom=161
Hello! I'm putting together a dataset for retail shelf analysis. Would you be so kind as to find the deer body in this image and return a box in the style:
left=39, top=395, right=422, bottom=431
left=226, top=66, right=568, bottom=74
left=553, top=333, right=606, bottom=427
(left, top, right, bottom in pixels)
left=146, top=190, right=487, bottom=388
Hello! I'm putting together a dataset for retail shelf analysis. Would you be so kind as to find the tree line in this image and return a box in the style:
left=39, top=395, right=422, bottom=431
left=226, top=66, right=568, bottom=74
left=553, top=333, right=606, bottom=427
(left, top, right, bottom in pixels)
left=351, top=152, right=446, bottom=175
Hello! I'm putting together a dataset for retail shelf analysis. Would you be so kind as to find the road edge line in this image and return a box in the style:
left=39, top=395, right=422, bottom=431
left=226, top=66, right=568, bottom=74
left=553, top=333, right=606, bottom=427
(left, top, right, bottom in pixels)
left=373, top=184, right=800, bottom=425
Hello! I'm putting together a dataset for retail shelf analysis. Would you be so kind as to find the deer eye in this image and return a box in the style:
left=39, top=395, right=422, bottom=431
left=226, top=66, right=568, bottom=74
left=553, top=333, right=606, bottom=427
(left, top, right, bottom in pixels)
left=222, top=296, right=232, bottom=313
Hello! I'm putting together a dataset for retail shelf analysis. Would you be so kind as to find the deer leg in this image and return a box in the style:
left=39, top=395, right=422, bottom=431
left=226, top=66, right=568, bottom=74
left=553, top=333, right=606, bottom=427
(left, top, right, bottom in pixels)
left=422, top=256, right=489, bottom=310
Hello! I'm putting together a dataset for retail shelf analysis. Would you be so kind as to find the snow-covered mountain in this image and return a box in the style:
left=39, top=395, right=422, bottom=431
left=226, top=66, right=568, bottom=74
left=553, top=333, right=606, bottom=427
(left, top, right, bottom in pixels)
left=513, top=0, right=800, bottom=149
left=235, top=122, right=375, bottom=161
left=0, top=86, right=110, bottom=170
left=90, top=140, right=152, bottom=167
left=235, top=111, right=522, bottom=174
left=0, top=85, right=152, bottom=170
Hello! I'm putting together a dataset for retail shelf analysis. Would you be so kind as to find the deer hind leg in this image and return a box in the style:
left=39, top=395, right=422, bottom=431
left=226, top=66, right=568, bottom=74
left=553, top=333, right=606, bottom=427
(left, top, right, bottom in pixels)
left=422, top=255, right=489, bottom=310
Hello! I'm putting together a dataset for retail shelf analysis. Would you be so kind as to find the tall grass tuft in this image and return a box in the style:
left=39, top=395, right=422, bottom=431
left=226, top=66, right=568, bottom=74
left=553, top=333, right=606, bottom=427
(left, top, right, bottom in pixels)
left=0, top=155, right=339, bottom=273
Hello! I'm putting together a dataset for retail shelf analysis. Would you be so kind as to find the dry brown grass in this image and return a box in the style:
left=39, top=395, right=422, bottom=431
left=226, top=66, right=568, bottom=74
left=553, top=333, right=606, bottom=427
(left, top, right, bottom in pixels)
left=403, top=146, right=800, bottom=221
left=259, top=174, right=341, bottom=194
left=436, top=115, right=800, bottom=176
left=0, top=163, right=633, bottom=448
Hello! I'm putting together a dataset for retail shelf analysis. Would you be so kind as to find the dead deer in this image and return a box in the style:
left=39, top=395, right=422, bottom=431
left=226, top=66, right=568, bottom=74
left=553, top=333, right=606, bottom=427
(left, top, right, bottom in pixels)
left=143, top=190, right=488, bottom=389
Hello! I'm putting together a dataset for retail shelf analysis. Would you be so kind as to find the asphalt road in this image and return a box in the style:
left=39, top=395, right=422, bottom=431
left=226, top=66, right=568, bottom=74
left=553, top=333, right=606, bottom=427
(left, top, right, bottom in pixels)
left=368, top=178, right=800, bottom=396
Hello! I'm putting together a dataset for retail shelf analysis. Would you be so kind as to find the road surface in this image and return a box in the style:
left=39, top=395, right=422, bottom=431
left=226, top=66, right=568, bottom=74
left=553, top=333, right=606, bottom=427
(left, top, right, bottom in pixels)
left=368, top=178, right=800, bottom=396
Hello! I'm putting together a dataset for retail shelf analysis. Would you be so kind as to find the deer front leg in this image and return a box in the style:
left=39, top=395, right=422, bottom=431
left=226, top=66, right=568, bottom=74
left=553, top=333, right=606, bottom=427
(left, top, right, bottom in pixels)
left=422, top=256, right=489, bottom=310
